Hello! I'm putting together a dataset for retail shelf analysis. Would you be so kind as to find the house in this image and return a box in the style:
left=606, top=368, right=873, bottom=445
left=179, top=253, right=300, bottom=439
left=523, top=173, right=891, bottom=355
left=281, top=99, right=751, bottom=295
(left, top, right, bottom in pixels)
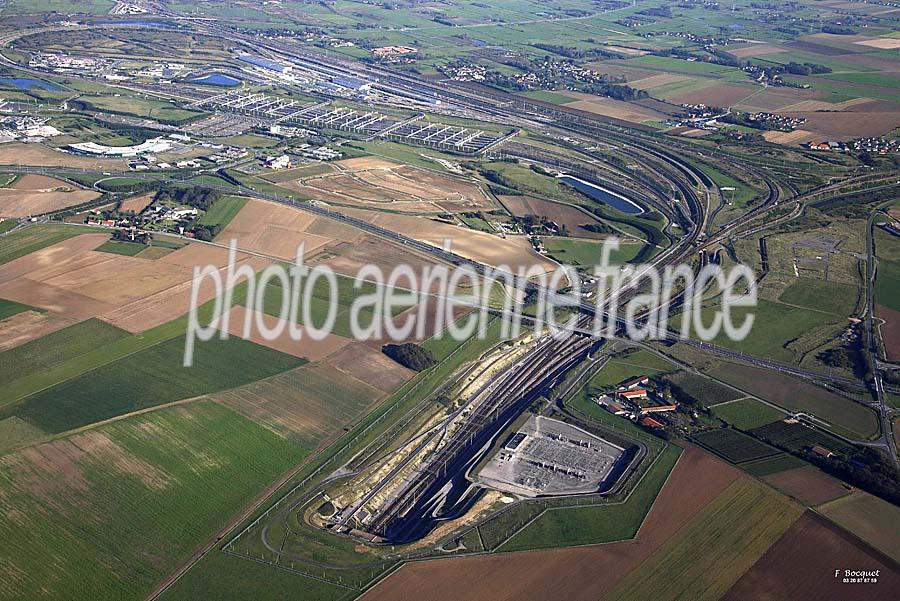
left=619, top=389, right=649, bottom=402
left=620, top=375, right=649, bottom=390
left=640, top=403, right=678, bottom=414
left=811, top=445, right=835, bottom=459
left=266, top=154, right=292, bottom=170
left=601, top=401, right=630, bottom=416
left=639, top=415, right=665, bottom=429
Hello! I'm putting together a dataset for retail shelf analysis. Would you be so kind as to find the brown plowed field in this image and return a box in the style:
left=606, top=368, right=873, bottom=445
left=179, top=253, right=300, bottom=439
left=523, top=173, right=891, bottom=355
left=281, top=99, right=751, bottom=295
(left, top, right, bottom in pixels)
left=339, top=207, right=557, bottom=273
left=0, top=173, right=98, bottom=218
left=876, top=304, right=900, bottom=362
left=498, top=195, right=607, bottom=240
left=722, top=512, right=900, bottom=601
left=562, top=92, right=669, bottom=124
left=361, top=445, right=740, bottom=601
left=671, top=83, right=758, bottom=107
left=0, top=142, right=127, bottom=170
left=119, top=192, right=155, bottom=214
left=285, top=157, right=490, bottom=214
left=323, top=342, right=414, bottom=393
left=221, top=306, right=351, bottom=360
left=0, top=234, right=270, bottom=332
left=762, top=465, right=850, bottom=506
left=217, top=199, right=334, bottom=261
left=0, top=310, right=76, bottom=352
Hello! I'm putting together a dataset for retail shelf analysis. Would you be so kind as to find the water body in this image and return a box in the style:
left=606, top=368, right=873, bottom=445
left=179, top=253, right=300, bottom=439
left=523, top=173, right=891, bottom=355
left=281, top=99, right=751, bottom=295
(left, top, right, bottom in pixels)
left=188, top=73, right=241, bottom=87
left=0, top=77, right=62, bottom=91
left=557, top=174, right=644, bottom=215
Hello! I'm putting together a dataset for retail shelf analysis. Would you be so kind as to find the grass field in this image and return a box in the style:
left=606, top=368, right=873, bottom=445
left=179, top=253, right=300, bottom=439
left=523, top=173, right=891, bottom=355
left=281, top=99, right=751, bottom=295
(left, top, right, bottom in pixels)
left=588, top=348, right=678, bottom=390
left=0, top=319, right=129, bottom=392
left=0, top=297, right=33, bottom=321
left=0, top=401, right=306, bottom=601
left=712, top=398, right=786, bottom=430
left=874, top=258, right=900, bottom=312
left=606, top=478, right=802, bottom=601
left=0, top=223, right=102, bottom=265
left=739, top=454, right=807, bottom=477
left=706, top=362, right=879, bottom=440
left=2, top=336, right=305, bottom=433
left=692, top=428, right=783, bottom=464
left=542, top=237, right=642, bottom=266
left=495, top=444, right=681, bottom=551
left=0, top=219, right=18, bottom=233
left=199, top=195, right=248, bottom=228
left=95, top=240, right=147, bottom=256
left=778, top=279, right=861, bottom=317
left=817, top=492, right=900, bottom=562
left=665, top=371, right=742, bottom=406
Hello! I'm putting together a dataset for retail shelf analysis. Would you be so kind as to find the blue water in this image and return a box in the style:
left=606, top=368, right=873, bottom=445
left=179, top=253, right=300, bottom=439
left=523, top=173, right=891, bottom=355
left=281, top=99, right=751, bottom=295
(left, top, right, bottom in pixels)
left=557, top=175, right=644, bottom=215
left=188, top=73, right=240, bottom=87
left=0, top=77, right=62, bottom=91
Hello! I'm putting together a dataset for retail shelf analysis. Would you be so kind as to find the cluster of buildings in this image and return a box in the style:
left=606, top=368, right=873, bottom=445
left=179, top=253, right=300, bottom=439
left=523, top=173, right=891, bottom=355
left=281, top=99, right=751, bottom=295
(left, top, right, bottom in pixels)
left=595, top=375, right=679, bottom=430
left=0, top=116, right=61, bottom=143
left=744, top=111, right=806, bottom=131
left=28, top=53, right=112, bottom=73
left=443, top=63, right=487, bottom=82
left=806, top=137, right=899, bottom=154
left=371, top=46, right=417, bottom=61
left=69, top=137, right=173, bottom=157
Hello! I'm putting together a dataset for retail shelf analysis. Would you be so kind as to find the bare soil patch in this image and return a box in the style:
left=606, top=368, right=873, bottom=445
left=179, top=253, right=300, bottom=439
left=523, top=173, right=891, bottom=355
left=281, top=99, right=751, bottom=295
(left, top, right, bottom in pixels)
left=728, top=44, right=788, bottom=58
left=0, top=142, right=127, bottom=170
left=763, top=129, right=817, bottom=145
left=0, top=310, right=77, bottom=352
left=628, top=73, right=689, bottom=90
left=323, top=342, right=414, bottom=393
left=217, top=199, right=333, bottom=261
left=762, top=465, right=850, bottom=506
left=498, top=195, right=606, bottom=239
left=671, top=83, right=758, bottom=107
left=0, top=175, right=98, bottom=218
left=362, top=445, right=739, bottom=601
left=222, top=306, right=351, bottom=361
left=340, top=207, right=557, bottom=273
left=723, top=512, right=900, bottom=601
left=562, top=92, right=668, bottom=124
left=876, top=304, right=900, bottom=362
left=119, top=192, right=155, bottom=214
left=855, top=37, right=900, bottom=49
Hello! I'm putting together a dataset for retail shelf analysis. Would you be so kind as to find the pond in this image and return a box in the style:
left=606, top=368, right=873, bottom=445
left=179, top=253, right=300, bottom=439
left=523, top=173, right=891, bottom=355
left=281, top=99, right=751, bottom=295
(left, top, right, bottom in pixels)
left=557, top=174, right=644, bottom=215
left=0, top=77, right=63, bottom=92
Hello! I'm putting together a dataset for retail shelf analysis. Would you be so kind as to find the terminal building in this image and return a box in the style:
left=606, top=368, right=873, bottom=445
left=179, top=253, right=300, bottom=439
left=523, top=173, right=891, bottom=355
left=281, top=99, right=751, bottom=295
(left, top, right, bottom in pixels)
left=68, top=137, right=172, bottom=157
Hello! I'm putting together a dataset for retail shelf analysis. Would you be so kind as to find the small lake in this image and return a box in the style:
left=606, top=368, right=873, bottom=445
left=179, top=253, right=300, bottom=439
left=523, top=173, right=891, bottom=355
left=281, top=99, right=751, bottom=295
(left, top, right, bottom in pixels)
left=0, top=77, right=62, bottom=91
left=557, top=174, right=644, bottom=215
left=188, top=73, right=241, bottom=87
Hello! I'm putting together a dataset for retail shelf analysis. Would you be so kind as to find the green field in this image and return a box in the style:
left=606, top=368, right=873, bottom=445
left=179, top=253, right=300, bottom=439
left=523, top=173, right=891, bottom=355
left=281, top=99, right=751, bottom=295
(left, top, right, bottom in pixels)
left=606, top=478, right=802, bottom=601
left=0, top=401, right=306, bottom=601
left=496, top=444, right=681, bottom=551
left=749, top=420, right=855, bottom=455
left=199, top=195, right=248, bottom=228
left=707, top=362, right=880, bottom=440
left=0, top=219, right=18, bottom=234
left=665, top=371, right=742, bottom=406
left=543, top=237, right=643, bottom=266
left=874, top=259, right=900, bottom=312
left=0, top=298, right=33, bottom=321
left=0, top=223, right=102, bottom=265
left=692, top=428, right=783, bottom=464
left=739, top=453, right=808, bottom=477
left=95, top=240, right=147, bottom=256
left=818, top=492, right=900, bottom=562
left=712, top=398, right=786, bottom=430
left=778, top=279, right=860, bottom=317
left=2, top=336, right=304, bottom=433
left=588, top=348, right=678, bottom=390
left=0, top=319, right=129, bottom=392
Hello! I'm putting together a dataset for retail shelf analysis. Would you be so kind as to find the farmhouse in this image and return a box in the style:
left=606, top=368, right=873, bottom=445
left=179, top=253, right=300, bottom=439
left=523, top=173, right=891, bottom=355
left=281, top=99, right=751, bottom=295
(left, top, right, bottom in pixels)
left=620, top=375, right=649, bottom=390
left=619, top=389, right=649, bottom=402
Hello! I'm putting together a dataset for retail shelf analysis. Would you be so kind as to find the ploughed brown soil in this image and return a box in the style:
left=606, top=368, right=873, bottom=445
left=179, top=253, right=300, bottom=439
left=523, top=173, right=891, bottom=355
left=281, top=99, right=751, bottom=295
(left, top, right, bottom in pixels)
left=876, top=304, right=900, bottom=363
left=722, top=511, right=900, bottom=601
left=361, top=445, right=739, bottom=601
left=762, top=465, right=851, bottom=506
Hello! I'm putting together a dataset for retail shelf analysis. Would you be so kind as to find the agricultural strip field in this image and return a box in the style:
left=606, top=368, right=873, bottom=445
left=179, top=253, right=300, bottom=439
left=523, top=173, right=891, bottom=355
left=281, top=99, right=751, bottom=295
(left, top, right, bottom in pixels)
left=0, top=401, right=306, bottom=601
left=197, top=195, right=248, bottom=228
left=705, top=361, right=879, bottom=440
left=0, top=298, right=32, bottom=321
left=209, top=362, right=386, bottom=448
left=749, top=420, right=855, bottom=456
left=361, top=445, right=740, bottom=601
left=605, top=478, right=802, bottom=601
left=95, top=240, right=146, bottom=256
left=762, top=465, right=850, bottom=506
left=0, top=336, right=305, bottom=433
left=691, top=428, right=783, bottom=464
left=723, top=512, right=900, bottom=601
left=711, top=398, right=786, bottom=430
left=0, top=223, right=103, bottom=265
left=817, top=491, right=900, bottom=562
